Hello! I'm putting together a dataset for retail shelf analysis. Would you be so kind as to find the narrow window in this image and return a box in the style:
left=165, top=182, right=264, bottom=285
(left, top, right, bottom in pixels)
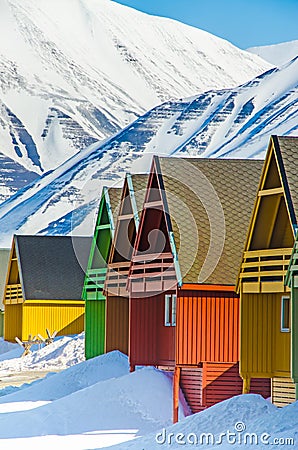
left=171, top=294, right=177, bottom=326
left=281, top=296, right=290, bottom=332
left=165, top=294, right=171, bottom=326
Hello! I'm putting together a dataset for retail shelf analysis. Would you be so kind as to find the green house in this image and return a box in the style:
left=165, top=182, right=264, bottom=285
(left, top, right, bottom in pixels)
left=83, top=186, right=122, bottom=359
left=286, top=235, right=298, bottom=401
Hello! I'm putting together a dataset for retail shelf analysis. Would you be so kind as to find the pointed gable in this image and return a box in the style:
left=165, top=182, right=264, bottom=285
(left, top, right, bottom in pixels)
left=237, top=135, right=298, bottom=292
left=157, top=157, right=263, bottom=285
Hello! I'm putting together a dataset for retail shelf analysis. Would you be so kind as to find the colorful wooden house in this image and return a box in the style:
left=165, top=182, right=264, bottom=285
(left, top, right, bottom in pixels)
left=286, top=231, right=298, bottom=402
left=104, top=174, right=148, bottom=355
left=0, top=248, right=10, bottom=336
left=82, top=186, right=122, bottom=360
left=4, top=235, right=91, bottom=342
left=128, top=155, right=270, bottom=422
left=237, top=136, right=298, bottom=407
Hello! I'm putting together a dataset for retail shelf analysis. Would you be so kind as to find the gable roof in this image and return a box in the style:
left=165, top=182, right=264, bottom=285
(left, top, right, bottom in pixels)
left=15, top=235, right=91, bottom=300
left=272, top=135, right=298, bottom=226
left=155, top=156, right=264, bottom=285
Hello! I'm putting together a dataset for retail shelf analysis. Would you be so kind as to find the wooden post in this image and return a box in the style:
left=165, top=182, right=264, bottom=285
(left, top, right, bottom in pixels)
left=173, top=366, right=181, bottom=423
left=242, top=377, right=251, bottom=394
left=130, top=364, right=135, bottom=372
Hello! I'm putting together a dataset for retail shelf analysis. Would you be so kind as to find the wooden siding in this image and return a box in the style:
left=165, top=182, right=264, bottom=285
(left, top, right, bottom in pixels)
left=105, top=295, right=129, bottom=355
left=85, top=299, right=106, bottom=360
left=129, top=293, right=175, bottom=368
left=272, top=377, right=296, bottom=407
left=178, top=362, right=270, bottom=414
left=180, top=367, right=204, bottom=413
left=4, top=303, right=22, bottom=342
left=22, top=303, right=84, bottom=339
left=176, top=290, right=239, bottom=366
left=240, top=292, right=291, bottom=379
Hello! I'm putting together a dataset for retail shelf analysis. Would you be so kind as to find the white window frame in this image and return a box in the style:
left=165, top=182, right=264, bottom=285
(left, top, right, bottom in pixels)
left=281, top=296, right=290, bottom=332
left=164, top=294, right=176, bottom=327
left=171, top=294, right=177, bottom=326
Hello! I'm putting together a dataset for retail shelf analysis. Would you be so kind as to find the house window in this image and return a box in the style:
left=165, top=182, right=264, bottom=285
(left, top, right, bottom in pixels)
left=165, top=294, right=176, bottom=327
left=281, top=296, right=290, bottom=332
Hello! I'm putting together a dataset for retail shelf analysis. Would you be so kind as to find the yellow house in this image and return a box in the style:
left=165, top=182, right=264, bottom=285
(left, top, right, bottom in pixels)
left=4, top=235, right=91, bottom=342
left=237, top=135, right=298, bottom=407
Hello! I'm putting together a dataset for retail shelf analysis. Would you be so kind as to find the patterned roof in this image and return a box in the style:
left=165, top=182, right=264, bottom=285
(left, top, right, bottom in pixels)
left=273, top=135, right=298, bottom=225
left=157, top=157, right=264, bottom=285
left=15, top=235, right=91, bottom=300
left=131, top=174, right=148, bottom=217
left=106, top=187, right=122, bottom=225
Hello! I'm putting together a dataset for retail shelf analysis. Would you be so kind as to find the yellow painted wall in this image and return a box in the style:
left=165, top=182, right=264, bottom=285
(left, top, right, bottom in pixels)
left=22, top=303, right=84, bottom=339
left=240, top=292, right=290, bottom=379
left=4, top=302, right=84, bottom=342
left=4, top=303, right=23, bottom=342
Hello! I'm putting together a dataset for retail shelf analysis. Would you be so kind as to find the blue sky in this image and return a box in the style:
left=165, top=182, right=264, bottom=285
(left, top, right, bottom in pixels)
left=113, top=0, right=298, bottom=49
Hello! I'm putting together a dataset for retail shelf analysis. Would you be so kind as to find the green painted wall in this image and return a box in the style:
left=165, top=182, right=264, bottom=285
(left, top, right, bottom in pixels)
left=83, top=192, right=113, bottom=360
left=85, top=296, right=106, bottom=360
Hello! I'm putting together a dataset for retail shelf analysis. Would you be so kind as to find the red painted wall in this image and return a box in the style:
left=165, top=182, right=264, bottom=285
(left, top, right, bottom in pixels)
left=129, top=291, right=175, bottom=368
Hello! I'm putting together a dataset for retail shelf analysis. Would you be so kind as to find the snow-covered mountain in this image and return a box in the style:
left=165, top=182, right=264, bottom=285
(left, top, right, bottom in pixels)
left=0, top=0, right=271, bottom=199
left=248, top=40, right=298, bottom=67
left=0, top=57, right=297, bottom=247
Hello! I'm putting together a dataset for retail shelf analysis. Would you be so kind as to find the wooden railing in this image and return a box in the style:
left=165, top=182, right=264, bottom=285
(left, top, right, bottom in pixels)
left=84, top=268, right=107, bottom=291
left=128, top=252, right=177, bottom=294
left=105, top=261, right=131, bottom=297
left=5, top=284, right=23, bottom=304
left=239, top=248, right=292, bottom=292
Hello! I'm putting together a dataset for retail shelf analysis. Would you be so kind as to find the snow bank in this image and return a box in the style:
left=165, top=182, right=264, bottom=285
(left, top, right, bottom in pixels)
left=0, top=350, right=129, bottom=405
left=112, top=394, right=298, bottom=449
left=0, top=338, right=19, bottom=356
left=0, top=367, right=183, bottom=441
left=0, top=333, right=85, bottom=374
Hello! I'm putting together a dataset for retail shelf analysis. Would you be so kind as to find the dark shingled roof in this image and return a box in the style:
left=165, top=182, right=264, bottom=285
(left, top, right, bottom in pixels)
left=15, top=235, right=92, bottom=301
left=157, top=156, right=264, bottom=285
left=273, top=135, right=298, bottom=226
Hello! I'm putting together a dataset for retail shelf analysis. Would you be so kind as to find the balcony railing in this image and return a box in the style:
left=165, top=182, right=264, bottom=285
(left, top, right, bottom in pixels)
left=5, top=284, right=23, bottom=304
left=239, top=248, right=291, bottom=293
left=128, top=252, right=177, bottom=295
left=105, top=261, right=131, bottom=297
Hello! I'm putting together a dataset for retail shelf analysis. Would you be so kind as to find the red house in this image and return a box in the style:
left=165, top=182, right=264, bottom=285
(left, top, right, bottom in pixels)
left=128, top=156, right=270, bottom=422
left=104, top=173, right=148, bottom=355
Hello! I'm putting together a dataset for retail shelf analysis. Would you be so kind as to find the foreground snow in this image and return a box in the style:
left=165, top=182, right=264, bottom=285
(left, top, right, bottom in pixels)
left=0, top=335, right=296, bottom=449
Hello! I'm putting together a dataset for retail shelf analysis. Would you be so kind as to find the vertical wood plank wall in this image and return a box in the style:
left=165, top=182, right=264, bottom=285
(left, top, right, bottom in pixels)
left=106, top=295, right=129, bottom=355
left=176, top=289, right=239, bottom=366
left=85, top=299, right=106, bottom=359
left=240, top=292, right=291, bottom=379
left=129, top=292, right=175, bottom=368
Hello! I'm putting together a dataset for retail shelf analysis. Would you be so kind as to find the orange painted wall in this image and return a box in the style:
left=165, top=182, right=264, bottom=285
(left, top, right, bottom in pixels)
left=176, top=289, right=239, bottom=365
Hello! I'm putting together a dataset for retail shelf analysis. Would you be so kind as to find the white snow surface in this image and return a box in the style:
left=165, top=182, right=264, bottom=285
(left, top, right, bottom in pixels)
left=0, top=57, right=296, bottom=247
left=248, top=40, right=298, bottom=67
left=0, top=333, right=85, bottom=372
left=0, top=335, right=296, bottom=449
left=0, top=0, right=271, bottom=196
left=0, top=338, right=19, bottom=356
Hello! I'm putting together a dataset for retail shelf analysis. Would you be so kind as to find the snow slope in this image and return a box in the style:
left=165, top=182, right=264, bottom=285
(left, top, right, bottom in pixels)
left=0, top=0, right=271, bottom=200
left=248, top=40, right=298, bottom=67
left=111, top=394, right=298, bottom=450
left=0, top=57, right=296, bottom=246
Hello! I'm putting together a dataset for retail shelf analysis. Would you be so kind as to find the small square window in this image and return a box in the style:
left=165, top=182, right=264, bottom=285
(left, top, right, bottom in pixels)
left=281, top=296, right=290, bottom=332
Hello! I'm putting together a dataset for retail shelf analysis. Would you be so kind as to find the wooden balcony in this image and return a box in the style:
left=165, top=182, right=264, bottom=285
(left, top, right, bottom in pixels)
left=5, top=284, right=23, bottom=304
left=84, top=268, right=107, bottom=291
left=239, top=248, right=292, bottom=293
left=105, top=261, right=131, bottom=297
left=129, top=252, right=177, bottom=295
